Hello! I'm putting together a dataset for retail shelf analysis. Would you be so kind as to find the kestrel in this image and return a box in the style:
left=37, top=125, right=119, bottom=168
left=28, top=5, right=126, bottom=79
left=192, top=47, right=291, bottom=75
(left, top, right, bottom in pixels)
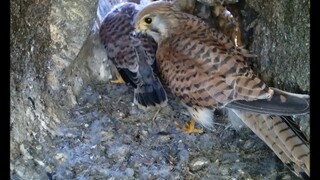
left=133, top=1, right=310, bottom=177
left=99, top=2, right=167, bottom=109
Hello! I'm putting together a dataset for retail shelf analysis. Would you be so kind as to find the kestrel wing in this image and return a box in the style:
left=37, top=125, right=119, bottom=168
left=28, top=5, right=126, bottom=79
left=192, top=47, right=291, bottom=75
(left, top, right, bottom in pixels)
left=99, top=3, right=167, bottom=109
left=157, top=33, right=271, bottom=109
left=159, top=23, right=308, bottom=115
left=139, top=35, right=158, bottom=70
left=99, top=2, right=138, bottom=83
left=187, top=21, right=309, bottom=115
left=175, top=13, right=253, bottom=57
left=131, top=37, right=167, bottom=108
left=226, top=87, right=309, bottom=115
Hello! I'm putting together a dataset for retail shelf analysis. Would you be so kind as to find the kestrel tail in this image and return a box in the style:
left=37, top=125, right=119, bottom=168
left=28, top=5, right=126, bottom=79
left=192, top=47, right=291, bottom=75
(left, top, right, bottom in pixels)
left=99, top=2, right=167, bottom=109
left=230, top=109, right=309, bottom=177
left=133, top=1, right=309, bottom=177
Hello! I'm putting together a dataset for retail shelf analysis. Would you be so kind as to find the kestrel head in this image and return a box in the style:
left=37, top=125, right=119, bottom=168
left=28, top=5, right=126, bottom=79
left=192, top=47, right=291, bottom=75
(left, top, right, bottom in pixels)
left=133, top=1, right=180, bottom=43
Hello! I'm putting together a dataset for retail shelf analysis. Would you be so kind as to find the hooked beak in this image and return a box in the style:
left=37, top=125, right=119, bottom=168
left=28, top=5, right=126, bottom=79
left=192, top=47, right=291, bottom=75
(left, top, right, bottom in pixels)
left=131, top=23, right=147, bottom=38
left=130, top=30, right=143, bottom=38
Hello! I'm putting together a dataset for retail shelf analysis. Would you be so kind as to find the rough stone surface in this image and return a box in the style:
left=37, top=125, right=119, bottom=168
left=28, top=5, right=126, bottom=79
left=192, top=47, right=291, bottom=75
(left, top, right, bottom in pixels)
left=240, top=0, right=310, bottom=138
left=10, top=0, right=309, bottom=179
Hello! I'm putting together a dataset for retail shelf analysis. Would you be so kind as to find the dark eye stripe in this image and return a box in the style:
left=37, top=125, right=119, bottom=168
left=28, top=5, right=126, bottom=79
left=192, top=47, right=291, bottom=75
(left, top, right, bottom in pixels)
left=150, top=26, right=160, bottom=33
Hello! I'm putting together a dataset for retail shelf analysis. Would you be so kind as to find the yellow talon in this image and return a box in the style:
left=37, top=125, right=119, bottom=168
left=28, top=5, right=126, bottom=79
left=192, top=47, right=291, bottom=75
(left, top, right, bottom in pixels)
left=175, top=119, right=204, bottom=134
left=110, top=73, right=125, bottom=84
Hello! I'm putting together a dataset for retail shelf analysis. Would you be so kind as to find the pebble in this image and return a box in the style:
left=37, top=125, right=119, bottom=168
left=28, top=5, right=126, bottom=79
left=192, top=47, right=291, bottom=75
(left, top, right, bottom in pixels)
left=189, top=157, right=210, bottom=172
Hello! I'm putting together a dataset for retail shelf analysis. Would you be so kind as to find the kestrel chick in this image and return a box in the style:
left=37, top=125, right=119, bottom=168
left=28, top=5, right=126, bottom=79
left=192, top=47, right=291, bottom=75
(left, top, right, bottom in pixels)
left=99, top=2, right=167, bottom=109
left=133, top=1, right=309, bottom=177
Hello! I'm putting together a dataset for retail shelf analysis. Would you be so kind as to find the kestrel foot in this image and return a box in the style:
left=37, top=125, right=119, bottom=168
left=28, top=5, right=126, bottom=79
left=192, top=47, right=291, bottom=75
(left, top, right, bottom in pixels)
left=110, top=73, right=125, bottom=84
left=175, top=119, right=204, bottom=134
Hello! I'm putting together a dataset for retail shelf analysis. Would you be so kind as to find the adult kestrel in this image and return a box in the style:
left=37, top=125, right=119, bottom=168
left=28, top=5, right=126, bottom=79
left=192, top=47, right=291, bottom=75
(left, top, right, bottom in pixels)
left=99, top=2, right=167, bottom=109
left=133, top=1, right=310, bottom=177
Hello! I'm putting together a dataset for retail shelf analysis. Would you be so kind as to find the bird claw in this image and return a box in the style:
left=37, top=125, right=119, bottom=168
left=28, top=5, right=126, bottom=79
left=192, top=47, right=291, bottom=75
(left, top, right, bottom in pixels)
left=110, top=74, right=125, bottom=84
left=174, top=119, right=204, bottom=134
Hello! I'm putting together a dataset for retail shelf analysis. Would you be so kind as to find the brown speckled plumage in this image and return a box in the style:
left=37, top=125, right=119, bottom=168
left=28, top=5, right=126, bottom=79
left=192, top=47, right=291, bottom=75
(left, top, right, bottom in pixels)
left=134, top=1, right=309, bottom=176
left=99, top=2, right=167, bottom=109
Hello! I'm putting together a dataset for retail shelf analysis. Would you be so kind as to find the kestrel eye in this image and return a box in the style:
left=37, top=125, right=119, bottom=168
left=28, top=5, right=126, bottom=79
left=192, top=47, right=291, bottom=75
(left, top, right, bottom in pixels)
left=144, top=17, right=153, bottom=24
